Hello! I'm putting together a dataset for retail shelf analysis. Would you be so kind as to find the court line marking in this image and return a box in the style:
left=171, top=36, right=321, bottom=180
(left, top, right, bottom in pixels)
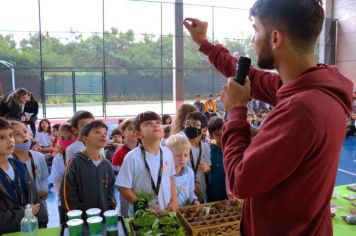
left=338, top=168, right=356, bottom=177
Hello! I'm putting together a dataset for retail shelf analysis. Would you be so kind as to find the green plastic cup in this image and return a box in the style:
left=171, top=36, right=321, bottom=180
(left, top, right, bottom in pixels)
left=87, top=216, right=103, bottom=236
left=67, top=210, right=83, bottom=220
left=67, top=219, right=84, bottom=236
left=86, top=208, right=101, bottom=218
left=103, top=210, right=118, bottom=232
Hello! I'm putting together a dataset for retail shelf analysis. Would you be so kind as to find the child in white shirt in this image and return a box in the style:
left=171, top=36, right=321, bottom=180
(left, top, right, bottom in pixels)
left=116, top=111, right=178, bottom=215
left=10, top=121, right=49, bottom=228
left=35, top=119, right=53, bottom=154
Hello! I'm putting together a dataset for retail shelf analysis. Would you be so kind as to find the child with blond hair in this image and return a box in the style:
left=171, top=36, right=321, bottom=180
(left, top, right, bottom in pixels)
left=166, top=134, right=199, bottom=206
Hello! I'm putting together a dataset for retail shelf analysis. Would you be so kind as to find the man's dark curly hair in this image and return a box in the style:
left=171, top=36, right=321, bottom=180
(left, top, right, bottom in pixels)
left=250, top=0, right=324, bottom=52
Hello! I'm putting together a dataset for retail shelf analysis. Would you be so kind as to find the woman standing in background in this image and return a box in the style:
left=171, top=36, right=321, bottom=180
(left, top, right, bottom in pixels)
left=24, top=93, right=39, bottom=136
left=0, top=88, right=30, bottom=121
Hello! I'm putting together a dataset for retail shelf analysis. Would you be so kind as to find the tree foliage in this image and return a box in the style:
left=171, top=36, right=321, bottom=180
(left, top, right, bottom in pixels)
left=0, top=28, right=254, bottom=78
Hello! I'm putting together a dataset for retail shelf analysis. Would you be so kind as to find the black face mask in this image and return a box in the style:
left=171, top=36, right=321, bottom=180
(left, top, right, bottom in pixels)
left=184, top=126, right=201, bottom=139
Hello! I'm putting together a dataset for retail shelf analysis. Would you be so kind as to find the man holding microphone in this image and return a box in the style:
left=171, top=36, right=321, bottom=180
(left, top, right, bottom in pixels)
left=184, top=0, right=353, bottom=235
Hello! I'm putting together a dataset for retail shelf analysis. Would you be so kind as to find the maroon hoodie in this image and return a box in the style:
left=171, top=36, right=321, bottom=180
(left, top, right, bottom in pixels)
left=200, top=40, right=353, bottom=236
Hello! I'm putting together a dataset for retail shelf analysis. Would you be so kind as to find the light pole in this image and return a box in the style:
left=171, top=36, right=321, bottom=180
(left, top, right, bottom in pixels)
left=0, top=60, right=16, bottom=91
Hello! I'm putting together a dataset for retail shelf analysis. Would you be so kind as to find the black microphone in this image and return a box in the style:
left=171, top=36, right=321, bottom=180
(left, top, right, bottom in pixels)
left=235, top=56, right=251, bottom=85
left=224, top=56, right=251, bottom=121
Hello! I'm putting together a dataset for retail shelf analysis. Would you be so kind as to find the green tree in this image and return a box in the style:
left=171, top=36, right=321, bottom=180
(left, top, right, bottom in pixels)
left=0, top=34, right=20, bottom=65
left=0, top=30, right=254, bottom=78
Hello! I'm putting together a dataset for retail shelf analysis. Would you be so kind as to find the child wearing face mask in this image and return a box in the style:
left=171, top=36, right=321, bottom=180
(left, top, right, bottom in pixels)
left=51, top=124, right=76, bottom=225
left=184, top=111, right=211, bottom=203
left=9, top=121, right=49, bottom=228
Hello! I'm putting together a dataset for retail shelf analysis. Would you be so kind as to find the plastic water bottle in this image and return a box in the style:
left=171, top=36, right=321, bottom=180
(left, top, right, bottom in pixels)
left=20, top=204, right=38, bottom=236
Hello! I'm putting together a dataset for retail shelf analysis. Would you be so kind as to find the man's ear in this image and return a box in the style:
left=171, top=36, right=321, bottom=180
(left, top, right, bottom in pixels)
left=270, top=29, right=283, bottom=50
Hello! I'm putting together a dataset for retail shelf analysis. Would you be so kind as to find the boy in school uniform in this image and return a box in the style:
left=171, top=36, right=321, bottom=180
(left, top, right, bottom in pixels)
left=166, top=134, right=199, bottom=207
left=65, top=110, right=106, bottom=161
left=9, top=121, right=49, bottom=228
left=116, top=111, right=178, bottom=215
left=184, top=111, right=211, bottom=203
left=0, top=118, right=40, bottom=234
left=61, top=121, right=116, bottom=217
left=112, top=118, right=137, bottom=217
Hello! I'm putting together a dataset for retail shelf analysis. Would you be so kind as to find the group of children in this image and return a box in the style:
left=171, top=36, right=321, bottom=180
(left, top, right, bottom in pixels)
left=113, top=109, right=228, bottom=217
left=0, top=105, right=229, bottom=234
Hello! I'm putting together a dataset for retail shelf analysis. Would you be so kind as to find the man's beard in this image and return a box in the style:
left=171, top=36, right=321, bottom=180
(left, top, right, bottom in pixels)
left=257, top=38, right=275, bottom=70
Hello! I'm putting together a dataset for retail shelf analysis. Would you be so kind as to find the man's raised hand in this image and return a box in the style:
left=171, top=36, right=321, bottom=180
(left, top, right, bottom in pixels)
left=183, top=18, right=208, bottom=46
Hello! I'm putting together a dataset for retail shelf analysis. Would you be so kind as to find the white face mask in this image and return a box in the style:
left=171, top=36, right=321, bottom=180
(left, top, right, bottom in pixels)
left=15, top=140, right=31, bottom=151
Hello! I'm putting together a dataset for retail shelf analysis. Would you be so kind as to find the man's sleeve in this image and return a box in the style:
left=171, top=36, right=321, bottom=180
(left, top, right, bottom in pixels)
left=199, top=41, right=237, bottom=78
left=199, top=40, right=282, bottom=106
left=222, top=105, right=317, bottom=199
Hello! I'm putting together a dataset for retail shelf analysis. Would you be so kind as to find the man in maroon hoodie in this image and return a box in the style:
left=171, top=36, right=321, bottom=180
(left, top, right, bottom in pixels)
left=184, top=0, right=353, bottom=235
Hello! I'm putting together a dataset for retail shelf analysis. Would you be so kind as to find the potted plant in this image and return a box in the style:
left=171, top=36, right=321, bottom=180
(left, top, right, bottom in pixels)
left=133, top=210, right=158, bottom=230
left=134, top=190, right=155, bottom=213
left=158, top=215, right=177, bottom=226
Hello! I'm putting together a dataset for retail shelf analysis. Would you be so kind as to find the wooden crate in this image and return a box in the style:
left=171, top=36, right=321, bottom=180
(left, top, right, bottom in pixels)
left=177, top=199, right=242, bottom=236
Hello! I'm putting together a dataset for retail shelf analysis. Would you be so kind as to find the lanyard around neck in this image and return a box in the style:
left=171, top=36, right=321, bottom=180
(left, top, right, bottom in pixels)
left=190, top=142, right=202, bottom=178
left=13, top=152, right=36, bottom=184
left=140, top=146, right=163, bottom=200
